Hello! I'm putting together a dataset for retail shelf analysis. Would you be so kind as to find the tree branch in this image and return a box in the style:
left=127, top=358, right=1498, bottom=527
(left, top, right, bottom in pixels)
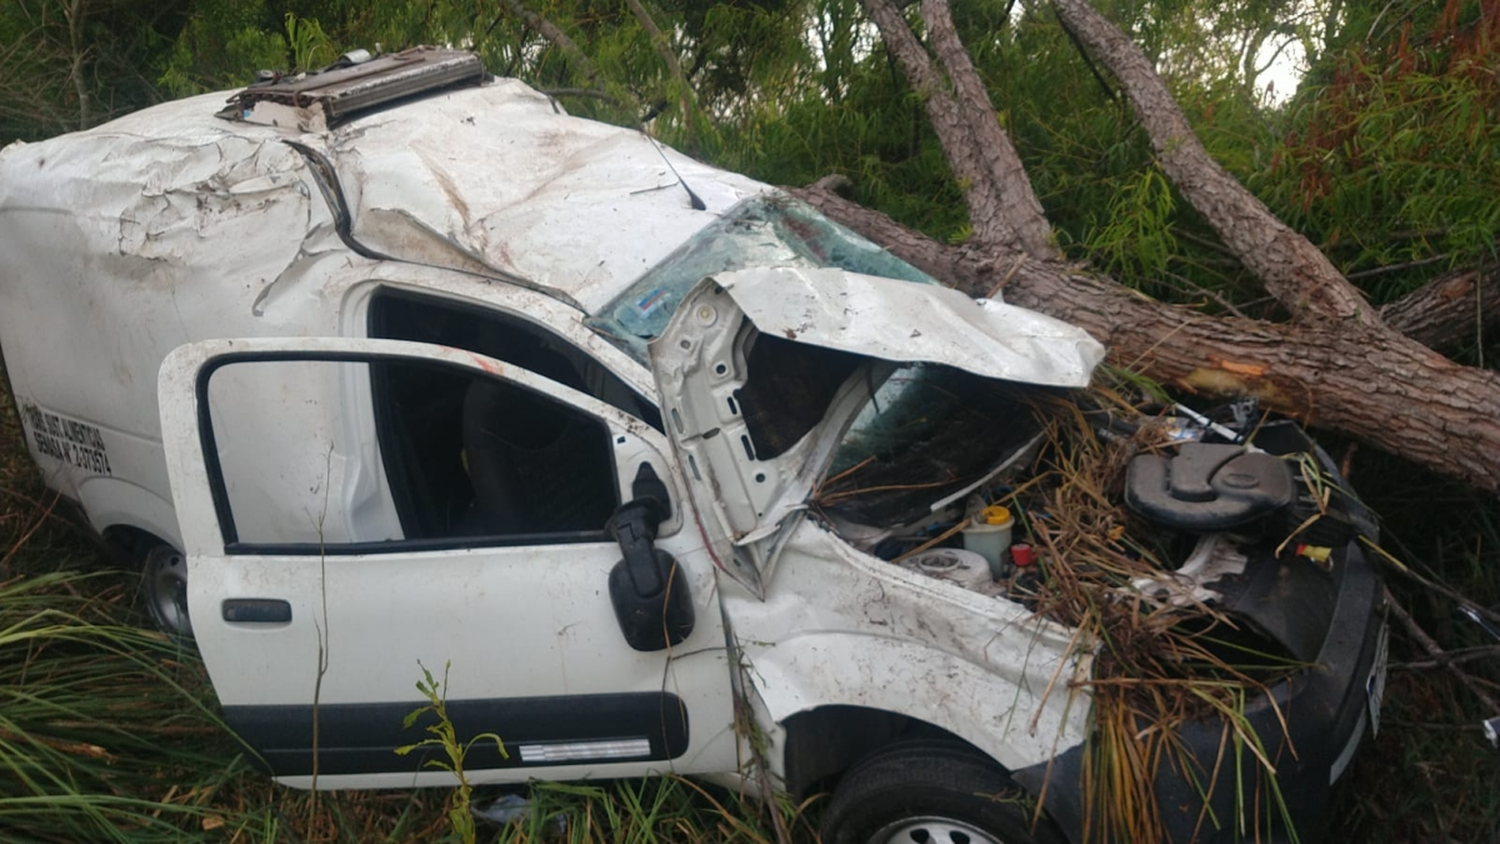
left=1387, top=588, right=1500, bottom=713
left=64, top=0, right=91, bottom=130
left=626, top=0, right=700, bottom=150
left=860, top=0, right=1054, bottom=257
left=501, top=0, right=603, bottom=86
left=1048, top=0, right=1380, bottom=325
left=919, top=0, right=1057, bottom=258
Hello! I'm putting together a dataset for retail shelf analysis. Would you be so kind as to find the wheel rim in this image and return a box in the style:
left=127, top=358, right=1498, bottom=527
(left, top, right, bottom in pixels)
left=143, top=546, right=192, bottom=637
left=866, top=816, right=1007, bottom=844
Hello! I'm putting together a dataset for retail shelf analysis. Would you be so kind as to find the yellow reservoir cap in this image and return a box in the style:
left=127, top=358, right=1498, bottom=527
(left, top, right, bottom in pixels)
left=980, top=505, right=1012, bottom=526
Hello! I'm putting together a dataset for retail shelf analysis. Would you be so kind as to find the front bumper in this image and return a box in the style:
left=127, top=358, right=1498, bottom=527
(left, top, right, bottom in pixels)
left=1014, top=543, right=1388, bottom=844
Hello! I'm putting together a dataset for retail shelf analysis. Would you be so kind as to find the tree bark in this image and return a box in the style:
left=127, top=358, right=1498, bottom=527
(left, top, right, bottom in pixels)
left=919, top=0, right=1057, bottom=259
left=1049, top=0, right=1380, bottom=325
left=861, top=0, right=1056, bottom=258
left=1382, top=264, right=1500, bottom=355
left=791, top=183, right=1500, bottom=492
left=503, top=0, right=603, bottom=86
left=813, top=0, right=1500, bottom=492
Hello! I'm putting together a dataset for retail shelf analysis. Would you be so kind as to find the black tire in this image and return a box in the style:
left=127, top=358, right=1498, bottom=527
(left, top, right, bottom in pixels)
left=821, top=741, right=1066, bottom=844
left=141, top=542, right=193, bottom=639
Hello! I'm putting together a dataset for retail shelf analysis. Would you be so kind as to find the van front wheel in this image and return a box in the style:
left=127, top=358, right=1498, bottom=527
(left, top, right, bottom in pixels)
left=820, top=741, right=1063, bottom=844
left=142, top=543, right=192, bottom=639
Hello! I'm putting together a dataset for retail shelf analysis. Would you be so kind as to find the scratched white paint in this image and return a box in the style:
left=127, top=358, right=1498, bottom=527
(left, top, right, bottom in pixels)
left=3, top=72, right=1102, bottom=795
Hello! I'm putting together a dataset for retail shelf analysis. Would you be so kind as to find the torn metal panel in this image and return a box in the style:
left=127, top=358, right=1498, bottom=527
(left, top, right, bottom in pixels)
left=650, top=272, right=1103, bottom=591
left=725, top=522, right=1092, bottom=775
left=710, top=267, right=1104, bottom=388
left=587, top=197, right=939, bottom=363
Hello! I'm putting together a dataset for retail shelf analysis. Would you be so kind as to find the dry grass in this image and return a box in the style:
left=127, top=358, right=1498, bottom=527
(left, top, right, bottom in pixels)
left=999, top=391, right=1307, bottom=843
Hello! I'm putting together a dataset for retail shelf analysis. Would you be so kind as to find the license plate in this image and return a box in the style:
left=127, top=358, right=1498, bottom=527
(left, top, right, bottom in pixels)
left=1331, top=617, right=1391, bottom=784
left=1366, top=618, right=1390, bottom=737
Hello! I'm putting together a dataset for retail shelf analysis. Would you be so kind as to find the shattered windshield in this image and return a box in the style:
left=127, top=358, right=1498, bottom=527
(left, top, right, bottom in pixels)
left=817, top=364, right=1052, bottom=527
left=586, top=195, right=937, bottom=363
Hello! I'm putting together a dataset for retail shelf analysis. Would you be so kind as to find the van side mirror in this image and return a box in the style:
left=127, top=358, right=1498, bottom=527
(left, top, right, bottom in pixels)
left=607, top=463, right=695, bottom=651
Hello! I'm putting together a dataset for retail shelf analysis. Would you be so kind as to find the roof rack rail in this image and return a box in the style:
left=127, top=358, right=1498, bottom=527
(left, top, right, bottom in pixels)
left=219, top=46, right=487, bottom=131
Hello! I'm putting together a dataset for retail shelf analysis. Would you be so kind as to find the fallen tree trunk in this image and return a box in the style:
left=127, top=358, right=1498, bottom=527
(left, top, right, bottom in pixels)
left=511, top=0, right=1500, bottom=492
left=791, top=184, right=1500, bottom=492
left=830, top=0, right=1500, bottom=493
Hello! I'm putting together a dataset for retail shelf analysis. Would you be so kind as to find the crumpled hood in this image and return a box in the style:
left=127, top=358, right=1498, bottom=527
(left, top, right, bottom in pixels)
left=713, top=267, right=1105, bottom=388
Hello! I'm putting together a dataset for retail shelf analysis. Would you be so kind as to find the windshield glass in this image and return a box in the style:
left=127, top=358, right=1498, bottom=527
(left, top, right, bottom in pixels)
left=586, top=195, right=936, bottom=363
left=816, top=364, right=1052, bottom=527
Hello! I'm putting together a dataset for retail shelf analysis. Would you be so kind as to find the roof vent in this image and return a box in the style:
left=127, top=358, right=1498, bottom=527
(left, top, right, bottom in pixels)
left=218, top=46, right=487, bottom=131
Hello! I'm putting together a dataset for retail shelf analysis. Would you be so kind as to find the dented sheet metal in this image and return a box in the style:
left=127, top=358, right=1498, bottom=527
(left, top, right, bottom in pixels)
left=0, top=94, right=327, bottom=438
left=711, top=267, right=1105, bottom=388
left=324, top=79, right=767, bottom=312
left=650, top=272, right=1103, bottom=594
left=0, top=80, right=768, bottom=325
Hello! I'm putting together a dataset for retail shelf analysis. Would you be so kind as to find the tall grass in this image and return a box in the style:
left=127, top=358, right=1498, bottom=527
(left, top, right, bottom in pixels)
left=1332, top=446, right=1500, bottom=843
left=0, top=416, right=263, bottom=843
left=0, top=571, right=252, bottom=842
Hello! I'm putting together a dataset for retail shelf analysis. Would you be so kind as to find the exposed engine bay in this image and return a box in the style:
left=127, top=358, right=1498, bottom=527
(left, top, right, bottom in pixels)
left=818, top=380, right=1377, bottom=674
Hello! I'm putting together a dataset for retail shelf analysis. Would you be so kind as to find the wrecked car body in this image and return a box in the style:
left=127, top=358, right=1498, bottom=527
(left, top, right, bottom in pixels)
left=0, top=49, right=1386, bottom=844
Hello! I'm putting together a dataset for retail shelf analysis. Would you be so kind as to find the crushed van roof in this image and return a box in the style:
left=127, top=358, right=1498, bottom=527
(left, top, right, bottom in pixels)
left=0, top=77, right=766, bottom=314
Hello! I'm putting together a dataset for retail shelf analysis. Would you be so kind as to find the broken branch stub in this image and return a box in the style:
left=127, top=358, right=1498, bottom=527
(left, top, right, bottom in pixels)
left=1381, top=264, right=1500, bottom=354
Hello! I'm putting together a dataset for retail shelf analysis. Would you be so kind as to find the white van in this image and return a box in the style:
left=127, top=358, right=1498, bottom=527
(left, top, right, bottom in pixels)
left=0, top=49, right=1386, bottom=844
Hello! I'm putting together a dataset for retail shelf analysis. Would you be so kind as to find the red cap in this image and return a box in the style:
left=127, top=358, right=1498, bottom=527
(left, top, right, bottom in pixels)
left=1011, top=544, right=1036, bottom=567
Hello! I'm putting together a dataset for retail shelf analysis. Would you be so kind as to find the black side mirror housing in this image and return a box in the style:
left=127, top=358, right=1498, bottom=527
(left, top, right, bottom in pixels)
left=607, top=464, right=694, bottom=651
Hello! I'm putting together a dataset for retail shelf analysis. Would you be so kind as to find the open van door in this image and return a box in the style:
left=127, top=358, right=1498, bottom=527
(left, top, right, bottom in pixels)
left=158, top=337, right=736, bottom=789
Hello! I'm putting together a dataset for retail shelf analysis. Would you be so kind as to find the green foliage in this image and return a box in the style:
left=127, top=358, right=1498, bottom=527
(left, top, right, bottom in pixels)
left=1089, top=166, right=1179, bottom=277
left=1257, top=5, right=1500, bottom=303
left=395, top=661, right=505, bottom=844
left=487, top=778, right=812, bottom=843
left=157, top=0, right=288, bottom=97
left=3, top=2, right=1499, bottom=842
left=0, top=0, right=188, bottom=141
left=284, top=11, right=337, bottom=71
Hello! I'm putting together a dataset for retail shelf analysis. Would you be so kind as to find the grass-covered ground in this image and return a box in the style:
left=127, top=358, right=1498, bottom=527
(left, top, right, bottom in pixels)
left=2, top=356, right=1497, bottom=843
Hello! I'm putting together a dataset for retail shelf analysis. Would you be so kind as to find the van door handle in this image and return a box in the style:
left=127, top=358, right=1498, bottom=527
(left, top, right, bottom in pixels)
left=221, top=598, right=292, bottom=623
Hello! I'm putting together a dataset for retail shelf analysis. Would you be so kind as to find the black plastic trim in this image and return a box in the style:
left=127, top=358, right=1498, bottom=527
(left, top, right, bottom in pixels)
left=283, top=141, right=395, bottom=262
left=224, top=692, right=689, bottom=778
left=223, top=531, right=611, bottom=557
left=1012, top=544, right=1387, bottom=844
left=221, top=598, right=292, bottom=623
